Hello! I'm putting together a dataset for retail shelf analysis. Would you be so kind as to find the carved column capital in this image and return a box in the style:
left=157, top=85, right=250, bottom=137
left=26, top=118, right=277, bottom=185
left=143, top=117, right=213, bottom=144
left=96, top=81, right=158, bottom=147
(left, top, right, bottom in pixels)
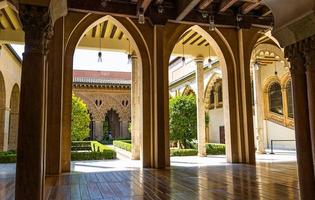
left=303, top=36, right=315, bottom=71
left=19, top=4, right=53, bottom=54
left=285, top=43, right=305, bottom=75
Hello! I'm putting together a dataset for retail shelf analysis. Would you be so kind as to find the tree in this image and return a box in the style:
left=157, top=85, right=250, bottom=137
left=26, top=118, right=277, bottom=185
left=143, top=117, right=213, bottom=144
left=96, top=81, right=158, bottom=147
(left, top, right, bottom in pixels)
left=169, top=94, right=197, bottom=148
left=71, top=94, right=90, bottom=141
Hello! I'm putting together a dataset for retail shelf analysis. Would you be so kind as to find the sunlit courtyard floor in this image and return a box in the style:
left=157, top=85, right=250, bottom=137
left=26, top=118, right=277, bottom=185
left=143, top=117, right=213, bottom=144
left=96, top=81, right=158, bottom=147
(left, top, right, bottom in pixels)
left=0, top=150, right=298, bottom=199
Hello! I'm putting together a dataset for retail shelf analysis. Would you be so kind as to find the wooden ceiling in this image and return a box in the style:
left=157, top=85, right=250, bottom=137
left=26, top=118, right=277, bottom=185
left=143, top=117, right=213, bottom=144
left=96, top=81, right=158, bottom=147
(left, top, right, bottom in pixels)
left=0, top=1, right=21, bottom=30
left=69, top=0, right=273, bottom=28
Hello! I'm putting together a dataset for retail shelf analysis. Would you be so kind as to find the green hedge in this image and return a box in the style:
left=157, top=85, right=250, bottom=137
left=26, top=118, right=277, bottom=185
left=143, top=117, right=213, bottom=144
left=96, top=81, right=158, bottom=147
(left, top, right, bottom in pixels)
left=170, top=148, right=198, bottom=156
left=71, top=141, right=92, bottom=151
left=71, top=141, right=116, bottom=160
left=206, top=143, right=225, bottom=155
left=71, top=151, right=116, bottom=160
left=113, top=140, right=132, bottom=152
left=0, top=151, right=16, bottom=163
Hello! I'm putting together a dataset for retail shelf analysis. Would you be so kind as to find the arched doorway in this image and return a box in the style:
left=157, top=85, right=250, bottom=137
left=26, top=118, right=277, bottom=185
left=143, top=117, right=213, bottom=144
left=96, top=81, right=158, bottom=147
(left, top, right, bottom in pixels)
left=0, top=71, right=5, bottom=150
left=104, top=109, right=120, bottom=139
left=167, top=25, right=239, bottom=163
left=8, top=84, right=19, bottom=150
left=64, top=14, right=152, bottom=168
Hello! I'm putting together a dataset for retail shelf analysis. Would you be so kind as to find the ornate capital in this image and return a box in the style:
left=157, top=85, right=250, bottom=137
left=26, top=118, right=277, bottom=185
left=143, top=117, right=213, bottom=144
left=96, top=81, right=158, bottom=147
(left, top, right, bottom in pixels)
left=284, top=43, right=305, bottom=75
left=303, top=36, right=315, bottom=71
left=19, top=4, right=53, bottom=54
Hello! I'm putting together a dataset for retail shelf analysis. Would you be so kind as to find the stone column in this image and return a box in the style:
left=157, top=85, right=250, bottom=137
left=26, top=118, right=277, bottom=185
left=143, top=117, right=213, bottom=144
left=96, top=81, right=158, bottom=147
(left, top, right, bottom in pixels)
left=94, top=120, right=104, bottom=140
left=131, top=53, right=140, bottom=160
left=252, top=62, right=265, bottom=154
left=16, top=4, right=52, bottom=200
left=2, top=107, right=10, bottom=151
left=285, top=43, right=315, bottom=200
left=195, top=57, right=206, bottom=157
left=305, top=36, right=315, bottom=166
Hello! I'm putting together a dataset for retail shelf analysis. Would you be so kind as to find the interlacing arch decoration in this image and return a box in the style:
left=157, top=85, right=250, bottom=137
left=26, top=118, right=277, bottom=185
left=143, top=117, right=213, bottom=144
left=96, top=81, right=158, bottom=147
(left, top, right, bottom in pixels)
left=182, top=85, right=195, bottom=96
left=204, top=73, right=222, bottom=110
left=75, top=92, right=131, bottom=122
left=263, top=73, right=294, bottom=128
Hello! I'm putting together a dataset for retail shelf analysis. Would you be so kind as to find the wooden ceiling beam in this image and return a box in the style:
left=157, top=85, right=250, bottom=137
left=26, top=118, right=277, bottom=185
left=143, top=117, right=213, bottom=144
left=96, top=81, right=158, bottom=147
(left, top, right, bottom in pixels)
left=241, top=0, right=261, bottom=15
left=1, top=8, right=16, bottom=30
left=183, top=32, right=198, bottom=45
left=190, top=35, right=202, bottom=45
left=91, top=26, right=97, bottom=37
left=176, top=0, right=201, bottom=21
left=219, top=0, right=238, bottom=12
left=100, top=21, right=108, bottom=38
left=198, top=0, right=213, bottom=10
left=118, top=32, right=124, bottom=40
left=110, top=25, right=117, bottom=39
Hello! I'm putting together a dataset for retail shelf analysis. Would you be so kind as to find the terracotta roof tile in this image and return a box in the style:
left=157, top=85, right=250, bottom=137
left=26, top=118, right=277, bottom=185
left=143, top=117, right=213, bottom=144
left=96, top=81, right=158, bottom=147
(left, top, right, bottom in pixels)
left=73, top=70, right=131, bottom=80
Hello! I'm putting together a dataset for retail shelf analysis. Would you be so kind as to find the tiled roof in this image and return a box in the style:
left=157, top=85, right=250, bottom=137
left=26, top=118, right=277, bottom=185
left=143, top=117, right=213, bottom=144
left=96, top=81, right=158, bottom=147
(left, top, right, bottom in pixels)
left=73, top=70, right=131, bottom=80
left=73, top=70, right=131, bottom=87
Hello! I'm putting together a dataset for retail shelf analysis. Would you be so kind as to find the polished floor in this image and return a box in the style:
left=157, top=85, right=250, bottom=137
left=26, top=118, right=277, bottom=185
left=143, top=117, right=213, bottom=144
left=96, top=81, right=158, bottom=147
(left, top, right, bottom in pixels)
left=0, top=154, right=299, bottom=200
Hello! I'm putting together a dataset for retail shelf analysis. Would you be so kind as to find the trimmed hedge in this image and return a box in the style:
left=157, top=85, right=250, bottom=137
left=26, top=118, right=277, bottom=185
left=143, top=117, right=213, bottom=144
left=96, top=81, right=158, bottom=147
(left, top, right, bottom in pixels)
left=71, top=141, right=92, bottom=151
left=71, top=141, right=116, bottom=160
left=113, top=140, right=132, bottom=152
left=170, top=148, right=198, bottom=156
left=0, top=151, right=16, bottom=163
left=206, top=143, right=225, bottom=155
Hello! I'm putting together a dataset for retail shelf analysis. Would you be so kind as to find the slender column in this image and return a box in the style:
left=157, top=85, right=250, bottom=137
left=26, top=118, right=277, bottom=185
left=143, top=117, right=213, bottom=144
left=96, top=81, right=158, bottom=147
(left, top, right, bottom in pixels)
left=16, top=4, right=52, bottom=200
left=195, top=57, right=206, bottom=157
left=131, top=53, right=140, bottom=160
left=94, top=120, right=104, bottom=140
left=305, top=36, right=315, bottom=167
left=285, top=43, right=315, bottom=200
left=46, top=17, right=64, bottom=175
left=252, top=63, right=265, bottom=154
left=2, top=107, right=10, bottom=151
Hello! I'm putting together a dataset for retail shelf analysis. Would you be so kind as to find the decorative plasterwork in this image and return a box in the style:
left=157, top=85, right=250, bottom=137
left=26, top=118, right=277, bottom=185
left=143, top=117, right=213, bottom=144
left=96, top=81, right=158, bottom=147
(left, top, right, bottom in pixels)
left=204, top=73, right=222, bottom=110
left=263, top=74, right=294, bottom=129
left=74, top=91, right=131, bottom=122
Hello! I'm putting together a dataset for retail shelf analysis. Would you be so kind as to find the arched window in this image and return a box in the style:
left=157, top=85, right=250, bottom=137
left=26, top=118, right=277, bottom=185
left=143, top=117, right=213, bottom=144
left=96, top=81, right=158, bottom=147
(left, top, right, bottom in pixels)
left=286, top=80, right=293, bottom=118
left=268, top=82, right=283, bottom=115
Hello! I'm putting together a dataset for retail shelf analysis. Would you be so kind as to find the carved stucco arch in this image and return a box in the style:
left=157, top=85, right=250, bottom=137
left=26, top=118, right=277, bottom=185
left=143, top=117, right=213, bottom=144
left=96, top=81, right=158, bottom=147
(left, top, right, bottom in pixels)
left=182, top=85, right=195, bottom=96
left=75, top=92, right=131, bottom=122
left=204, top=73, right=222, bottom=109
left=8, top=84, right=20, bottom=150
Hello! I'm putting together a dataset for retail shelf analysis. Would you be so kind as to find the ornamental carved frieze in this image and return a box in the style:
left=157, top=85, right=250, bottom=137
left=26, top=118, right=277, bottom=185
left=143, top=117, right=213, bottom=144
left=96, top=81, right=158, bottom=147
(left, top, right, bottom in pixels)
left=75, top=91, right=131, bottom=122
left=19, top=4, right=53, bottom=54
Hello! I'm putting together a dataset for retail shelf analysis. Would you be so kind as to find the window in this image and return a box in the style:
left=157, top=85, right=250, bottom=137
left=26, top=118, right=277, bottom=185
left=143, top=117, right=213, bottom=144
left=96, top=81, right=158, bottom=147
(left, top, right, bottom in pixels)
left=286, top=80, right=293, bottom=118
left=268, top=82, right=283, bottom=115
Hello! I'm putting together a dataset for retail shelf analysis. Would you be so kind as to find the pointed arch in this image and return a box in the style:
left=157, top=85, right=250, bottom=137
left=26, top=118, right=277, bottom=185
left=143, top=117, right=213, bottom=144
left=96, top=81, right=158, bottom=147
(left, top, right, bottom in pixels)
left=182, top=85, right=195, bottom=96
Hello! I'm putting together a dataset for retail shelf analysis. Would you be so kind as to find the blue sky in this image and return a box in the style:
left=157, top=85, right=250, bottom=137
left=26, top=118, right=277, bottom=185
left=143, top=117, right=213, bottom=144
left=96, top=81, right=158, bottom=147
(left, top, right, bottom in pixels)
left=11, top=44, right=131, bottom=72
